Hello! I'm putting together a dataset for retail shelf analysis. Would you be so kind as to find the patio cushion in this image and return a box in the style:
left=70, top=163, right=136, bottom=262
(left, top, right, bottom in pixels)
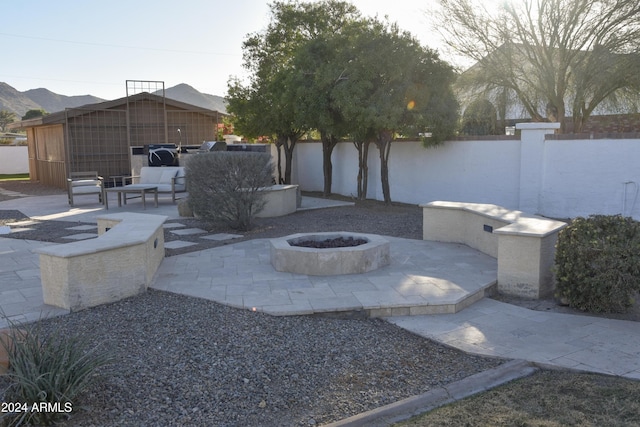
left=139, top=168, right=164, bottom=184
left=71, top=179, right=102, bottom=187
left=174, top=168, right=186, bottom=191
left=159, top=169, right=178, bottom=184
left=131, top=167, right=186, bottom=201
left=72, top=185, right=102, bottom=194
left=67, top=171, right=104, bottom=206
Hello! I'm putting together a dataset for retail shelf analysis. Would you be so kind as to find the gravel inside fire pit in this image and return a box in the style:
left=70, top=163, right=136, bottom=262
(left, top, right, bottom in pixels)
left=292, top=236, right=368, bottom=248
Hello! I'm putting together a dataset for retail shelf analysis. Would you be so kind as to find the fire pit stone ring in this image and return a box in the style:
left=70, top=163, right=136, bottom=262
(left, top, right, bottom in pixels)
left=270, top=232, right=390, bottom=276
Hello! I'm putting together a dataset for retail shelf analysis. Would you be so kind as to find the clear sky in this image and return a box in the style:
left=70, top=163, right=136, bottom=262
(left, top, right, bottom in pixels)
left=2, top=0, right=451, bottom=100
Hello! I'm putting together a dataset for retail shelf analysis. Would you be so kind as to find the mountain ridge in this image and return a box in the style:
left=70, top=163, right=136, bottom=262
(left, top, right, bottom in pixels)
left=0, top=82, right=227, bottom=118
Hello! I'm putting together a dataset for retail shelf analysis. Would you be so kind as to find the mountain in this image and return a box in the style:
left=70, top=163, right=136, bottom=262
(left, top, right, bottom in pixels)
left=0, top=82, right=228, bottom=119
left=0, top=83, right=42, bottom=117
left=23, top=88, right=104, bottom=115
left=158, top=83, right=227, bottom=113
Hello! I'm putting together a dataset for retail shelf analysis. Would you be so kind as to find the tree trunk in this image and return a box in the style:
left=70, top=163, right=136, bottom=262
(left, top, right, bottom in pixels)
left=320, top=132, right=338, bottom=197
left=362, top=141, right=369, bottom=200
left=277, top=135, right=297, bottom=185
left=353, top=140, right=370, bottom=200
left=546, top=100, right=566, bottom=133
left=275, top=140, right=284, bottom=184
left=375, top=130, right=393, bottom=205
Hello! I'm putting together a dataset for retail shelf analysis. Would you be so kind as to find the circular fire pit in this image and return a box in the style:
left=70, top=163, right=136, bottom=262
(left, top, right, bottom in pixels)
left=270, top=232, right=390, bottom=276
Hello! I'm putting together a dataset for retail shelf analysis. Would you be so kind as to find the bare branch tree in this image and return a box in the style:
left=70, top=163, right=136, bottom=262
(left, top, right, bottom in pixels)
left=436, top=0, right=640, bottom=132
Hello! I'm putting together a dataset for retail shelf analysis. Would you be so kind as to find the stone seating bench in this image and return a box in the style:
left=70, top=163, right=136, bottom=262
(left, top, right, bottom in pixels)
left=35, top=212, right=167, bottom=311
left=421, top=201, right=567, bottom=299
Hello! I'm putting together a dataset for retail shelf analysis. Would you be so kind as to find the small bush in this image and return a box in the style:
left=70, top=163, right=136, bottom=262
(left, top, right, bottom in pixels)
left=186, top=152, right=274, bottom=231
left=555, top=215, right=640, bottom=313
left=461, top=99, right=497, bottom=136
left=0, top=318, right=112, bottom=426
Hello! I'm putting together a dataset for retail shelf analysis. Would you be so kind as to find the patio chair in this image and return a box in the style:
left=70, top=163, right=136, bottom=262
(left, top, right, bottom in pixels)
left=67, top=171, right=105, bottom=206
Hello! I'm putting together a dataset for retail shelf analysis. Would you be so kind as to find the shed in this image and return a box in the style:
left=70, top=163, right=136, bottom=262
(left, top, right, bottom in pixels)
left=12, top=92, right=225, bottom=188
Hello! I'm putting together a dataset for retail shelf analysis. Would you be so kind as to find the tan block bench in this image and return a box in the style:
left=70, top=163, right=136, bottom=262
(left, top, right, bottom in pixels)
left=256, top=184, right=299, bottom=218
left=34, top=212, right=167, bottom=311
left=421, top=201, right=567, bottom=299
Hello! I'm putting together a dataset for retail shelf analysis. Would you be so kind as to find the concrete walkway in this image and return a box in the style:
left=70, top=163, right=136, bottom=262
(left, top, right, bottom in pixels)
left=1, top=193, right=640, bottom=380
left=387, top=299, right=640, bottom=379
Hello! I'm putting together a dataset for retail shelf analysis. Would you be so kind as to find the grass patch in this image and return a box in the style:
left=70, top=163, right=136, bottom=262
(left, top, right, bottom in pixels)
left=396, top=370, right=640, bottom=426
left=0, top=174, right=29, bottom=181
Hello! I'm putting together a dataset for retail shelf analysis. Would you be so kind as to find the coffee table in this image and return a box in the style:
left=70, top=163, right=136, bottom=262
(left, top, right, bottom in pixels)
left=105, top=185, right=158, bottom=210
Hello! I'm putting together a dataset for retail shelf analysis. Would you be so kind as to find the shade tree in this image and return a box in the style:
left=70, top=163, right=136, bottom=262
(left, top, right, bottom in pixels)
left=334, top=21, right=459, bottom=204
left=227, top=0, right=361, bottom=186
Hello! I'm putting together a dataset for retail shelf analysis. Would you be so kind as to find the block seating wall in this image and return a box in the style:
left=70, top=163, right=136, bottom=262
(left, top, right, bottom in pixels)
left=256, top=184, right=299, bottom=218
left=421, top=201, right=567, bottom=299
left=35, top=213, right=167, bottom=311
left=125, top=166, right=186, bottom=202
left=67, top=171, right=105, bottom=206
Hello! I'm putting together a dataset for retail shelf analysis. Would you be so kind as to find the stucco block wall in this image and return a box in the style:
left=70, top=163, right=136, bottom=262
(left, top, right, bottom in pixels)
left=256, top=185, right=299, bottom=218
left=0, top=146, right=29, bottom=174
left=496, top=234, right=558, bottom=298
left=36, top=213, right=166, bottom=311
left=422, top=201, right=566, bottom=299
left=290, top=124, right=640, bottom=221
left=423, top=207, right=507, bottom=258
left=39, top=244, right=150, bottom=310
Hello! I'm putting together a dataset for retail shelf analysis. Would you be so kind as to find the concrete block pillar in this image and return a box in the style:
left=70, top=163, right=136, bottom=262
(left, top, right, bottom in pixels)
left=517, top=123, right=560, bottom=214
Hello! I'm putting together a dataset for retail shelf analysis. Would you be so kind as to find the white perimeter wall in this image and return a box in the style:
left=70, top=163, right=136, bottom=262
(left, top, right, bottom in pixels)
left=289, top=124, right=640, bottom=220
left=542, top=138, right=640, bottom=219
left=0, top=146, right=29, bottom=174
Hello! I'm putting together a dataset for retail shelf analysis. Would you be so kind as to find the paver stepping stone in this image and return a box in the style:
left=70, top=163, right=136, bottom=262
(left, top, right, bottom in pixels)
left=164, top=241, right=198, bottom=249
left=163, top=223, right=186, bottom=229
left=170, top=228, right=207, bottom=236
left=200, top=233, right=243, bottom=241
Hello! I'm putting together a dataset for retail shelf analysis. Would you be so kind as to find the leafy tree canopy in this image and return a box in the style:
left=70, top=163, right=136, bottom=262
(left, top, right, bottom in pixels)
left=22, top=109, right=48, bottom=120
left=227, top=0, right=362, bottom=184
left=0, top=110, right=17, bottom=132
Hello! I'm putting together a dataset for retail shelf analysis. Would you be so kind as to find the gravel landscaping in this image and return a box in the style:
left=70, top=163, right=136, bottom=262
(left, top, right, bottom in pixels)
left=0, top=181, right=507, bottom=426
left=2, top=291, right=504, bottom=426
left=1, top=179, right=637, bottom=425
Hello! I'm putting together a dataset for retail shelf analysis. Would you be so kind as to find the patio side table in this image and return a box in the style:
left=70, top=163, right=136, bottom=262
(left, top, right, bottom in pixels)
left=105, top=186, right=158, bottom=210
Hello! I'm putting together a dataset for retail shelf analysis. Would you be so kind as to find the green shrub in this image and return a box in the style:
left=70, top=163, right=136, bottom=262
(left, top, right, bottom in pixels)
left=555, top=215, right=640, bottom=313
left=461, top=99, right=497, bottom=136
left=0, top=318, right=112, bottom=426
left=186, top=152, right=274, bottom=231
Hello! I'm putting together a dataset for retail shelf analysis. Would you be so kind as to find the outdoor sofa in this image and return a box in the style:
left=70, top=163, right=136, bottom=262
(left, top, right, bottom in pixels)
left=123, top=166, right=186, bottom=203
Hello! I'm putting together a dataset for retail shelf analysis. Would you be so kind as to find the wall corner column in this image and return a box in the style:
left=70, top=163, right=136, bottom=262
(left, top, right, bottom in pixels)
left=517, top=122, right=560, bottom=214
